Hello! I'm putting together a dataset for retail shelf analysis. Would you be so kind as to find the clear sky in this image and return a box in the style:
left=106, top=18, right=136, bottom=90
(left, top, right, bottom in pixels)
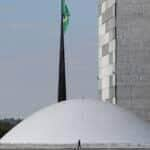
left=0, top=0, right=97, bottom=118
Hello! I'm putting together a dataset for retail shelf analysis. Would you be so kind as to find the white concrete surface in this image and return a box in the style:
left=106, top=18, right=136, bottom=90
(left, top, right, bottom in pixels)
left=1, top=99, right=150, bottom=144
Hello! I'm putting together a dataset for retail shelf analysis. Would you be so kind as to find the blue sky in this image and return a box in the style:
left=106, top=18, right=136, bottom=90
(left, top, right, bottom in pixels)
left=0, top=0, right=97, bottom=118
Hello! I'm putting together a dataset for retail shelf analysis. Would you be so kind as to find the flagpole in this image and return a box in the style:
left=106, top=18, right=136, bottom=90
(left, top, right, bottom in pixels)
left=57, top=0, right=67, bottom=102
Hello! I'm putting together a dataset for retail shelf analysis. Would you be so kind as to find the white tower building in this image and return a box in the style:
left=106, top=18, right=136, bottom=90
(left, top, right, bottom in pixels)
left=98, top=0, right=150, bottom=120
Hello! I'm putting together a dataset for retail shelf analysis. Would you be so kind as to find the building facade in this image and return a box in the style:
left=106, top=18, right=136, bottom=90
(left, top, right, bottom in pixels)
left=98, top=0, right=150, bottom=120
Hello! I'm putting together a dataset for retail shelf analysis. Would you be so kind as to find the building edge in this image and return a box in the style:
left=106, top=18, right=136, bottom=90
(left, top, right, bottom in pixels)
left=98, top=0, right=117, bottom=104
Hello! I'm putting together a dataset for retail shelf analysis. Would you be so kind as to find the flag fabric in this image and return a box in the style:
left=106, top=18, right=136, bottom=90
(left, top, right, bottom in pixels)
left=62, top=0, right=70, bottom=32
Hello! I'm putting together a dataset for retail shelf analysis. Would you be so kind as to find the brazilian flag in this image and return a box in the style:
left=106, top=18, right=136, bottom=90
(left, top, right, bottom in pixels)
left=62, top=0, right=70, bottom=33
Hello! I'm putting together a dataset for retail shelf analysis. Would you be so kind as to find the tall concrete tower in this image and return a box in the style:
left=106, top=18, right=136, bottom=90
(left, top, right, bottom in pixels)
left=98, top=0, right=150, bottom=120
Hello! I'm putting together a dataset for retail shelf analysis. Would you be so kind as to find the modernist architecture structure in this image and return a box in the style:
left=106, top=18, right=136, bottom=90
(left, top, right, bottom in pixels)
left=98, top=0, right=150, bottom=120
left=1, top=99, right=150, bottom=149
left=1, top=1, right=150, bottom=150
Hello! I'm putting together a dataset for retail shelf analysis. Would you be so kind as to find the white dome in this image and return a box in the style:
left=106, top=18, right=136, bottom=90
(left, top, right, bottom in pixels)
left=1, top=99, right=150, bottom=144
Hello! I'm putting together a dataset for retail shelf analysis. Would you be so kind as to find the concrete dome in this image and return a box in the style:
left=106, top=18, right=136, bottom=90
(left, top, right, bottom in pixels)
left=1, top=99, right=150, bottom=144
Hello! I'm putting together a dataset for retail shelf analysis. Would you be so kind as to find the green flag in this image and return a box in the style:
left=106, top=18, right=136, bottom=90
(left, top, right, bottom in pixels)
left=62, top=0, right=70, bottom=32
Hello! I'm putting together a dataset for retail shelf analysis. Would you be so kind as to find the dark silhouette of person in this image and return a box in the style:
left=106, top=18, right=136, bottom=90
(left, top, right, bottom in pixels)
left=77, top=140, right=81, bottom=150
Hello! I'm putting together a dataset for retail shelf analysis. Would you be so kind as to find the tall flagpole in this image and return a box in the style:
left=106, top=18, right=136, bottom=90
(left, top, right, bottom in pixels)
left=58, top=0, right=67, bottom=102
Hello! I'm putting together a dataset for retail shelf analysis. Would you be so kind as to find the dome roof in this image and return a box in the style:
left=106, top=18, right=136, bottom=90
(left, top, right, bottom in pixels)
left=1, top=99, right=150, bottom=144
